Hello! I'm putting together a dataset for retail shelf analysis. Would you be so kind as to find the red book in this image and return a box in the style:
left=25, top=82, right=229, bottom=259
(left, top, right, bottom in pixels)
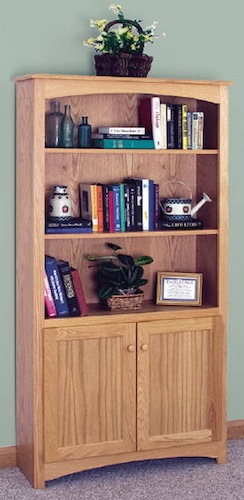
left=138, top=97, right=162, bottom=149
left=70, top=268, right=88, bottom=316
left=44, top=270, right=57, bottom=318
left=97, top=184, right=104, bottom=232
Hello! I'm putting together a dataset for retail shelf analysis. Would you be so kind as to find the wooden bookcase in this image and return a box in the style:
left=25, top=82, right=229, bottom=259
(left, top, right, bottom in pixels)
left=15, top=74, right=232, bottom=488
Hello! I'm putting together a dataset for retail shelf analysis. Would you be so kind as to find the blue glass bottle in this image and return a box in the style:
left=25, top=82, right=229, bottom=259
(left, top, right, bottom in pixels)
left=78, top=116, right=91, bottom=148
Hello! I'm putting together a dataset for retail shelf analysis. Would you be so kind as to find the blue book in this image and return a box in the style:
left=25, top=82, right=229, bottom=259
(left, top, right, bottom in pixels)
left=45, top=227, right=93, bottom=234
left=111, top=184, right=121, bottom=232
left=45, top=255, right=69, bottom=316
left=119, top=184, right=125, bottom=232
left=57, top=260, right=81, bottom=317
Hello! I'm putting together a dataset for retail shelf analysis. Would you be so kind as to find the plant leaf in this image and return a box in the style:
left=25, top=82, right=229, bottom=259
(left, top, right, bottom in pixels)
left=134, top=256, right=154, bottom=266
left=106, top=242, right=122, bottom=251
left=118, top=253, right=134, bottom=267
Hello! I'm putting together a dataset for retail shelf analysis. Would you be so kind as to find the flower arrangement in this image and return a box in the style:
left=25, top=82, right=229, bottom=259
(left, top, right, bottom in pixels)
left=83, top=4, right=162, bottom=56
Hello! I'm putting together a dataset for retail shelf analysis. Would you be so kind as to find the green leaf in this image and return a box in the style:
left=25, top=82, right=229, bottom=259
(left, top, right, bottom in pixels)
left=134, top=256, right=154, bottom=266
left=106, top=242, right=122, bottom=251
left=117, top=253, right=134, bottom=267
left=98, top=285, right=119, bottom=299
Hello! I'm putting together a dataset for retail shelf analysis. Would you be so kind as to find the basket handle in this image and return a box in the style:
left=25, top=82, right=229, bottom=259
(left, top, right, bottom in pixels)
left=161, top=180, right=192, bottom=199
left=104, top=19, right=144, bottom=34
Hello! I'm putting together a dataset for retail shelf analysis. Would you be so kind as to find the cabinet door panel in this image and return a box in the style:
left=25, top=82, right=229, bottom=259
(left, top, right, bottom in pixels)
left=44, top=323, right=136, bottom=462
left=137, top=317, right=223, bottom=451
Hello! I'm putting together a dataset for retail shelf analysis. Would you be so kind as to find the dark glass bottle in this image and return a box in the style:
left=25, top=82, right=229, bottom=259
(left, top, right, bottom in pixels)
left=78, top=116, right=91, bottom=148
left=45, top=100, right=64, bottom=147
left=60, top=105, right=74, bottom=148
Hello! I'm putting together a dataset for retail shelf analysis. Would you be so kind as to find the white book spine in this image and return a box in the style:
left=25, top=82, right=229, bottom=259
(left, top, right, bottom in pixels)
left=151, top=97, right=162, bottom=149
left=160, top=103, right=167, bottom=149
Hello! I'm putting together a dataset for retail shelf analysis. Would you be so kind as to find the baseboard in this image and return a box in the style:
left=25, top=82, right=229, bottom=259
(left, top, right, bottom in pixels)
left=0, top=446, right=17, bottom=468
left=227, top=420, right=244, bottom=440
left=0, top=421, right=243, bottom=469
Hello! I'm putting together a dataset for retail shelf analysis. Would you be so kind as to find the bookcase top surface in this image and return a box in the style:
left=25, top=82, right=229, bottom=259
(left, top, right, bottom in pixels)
left=13, top=74, right=234, bottom=86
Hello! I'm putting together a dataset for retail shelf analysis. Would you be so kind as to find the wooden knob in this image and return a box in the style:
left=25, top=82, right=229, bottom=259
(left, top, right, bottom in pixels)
left=141, top=344, right=149, bottom=351
left=127, top=345, right=135, bottom=352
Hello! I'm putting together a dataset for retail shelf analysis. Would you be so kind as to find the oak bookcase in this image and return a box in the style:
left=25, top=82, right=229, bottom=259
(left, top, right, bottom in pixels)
left=14, top=74, right=232, bottom=488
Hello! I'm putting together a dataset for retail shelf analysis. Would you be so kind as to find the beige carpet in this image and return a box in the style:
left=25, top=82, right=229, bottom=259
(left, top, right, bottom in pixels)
left=0, top=440, right=244, bottom=499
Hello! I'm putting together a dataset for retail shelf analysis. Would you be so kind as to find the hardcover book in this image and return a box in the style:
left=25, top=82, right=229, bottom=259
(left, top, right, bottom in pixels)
left=124, top=178, right=143, bottom=231
left=70, top=267, right=88, bottom=316
left=159, top=218, right=203, bottom=230
left=96, top=184, right=104, bottom=232
left=44, top=271, right=57, bottom=318
left=166, top=104, right=176, bottom=149
left=79, top=183, right=98, bottom=231
left=192, top=112, right=204, bottom=150
left=46, top=217, right=92, bottom=229
left=119, top=183, right=126, bottom=232
left=111, top=184, right=121, bottom=232
left=46, top=227, right=93, bottom=234
left=92, top=138, right=154, bottom=149
left=45, top=255, right=69, bottom=317
left=138, top=97, right=162, bottom=149
left=97, top=126, right=146, bottom=135
left=174, top=104, right=183, bottom=149
left=182, top=104, right=188, bottom=150
left=160, top=103, right=167, bottom=149
left=57, top=260, right=81, bottom=316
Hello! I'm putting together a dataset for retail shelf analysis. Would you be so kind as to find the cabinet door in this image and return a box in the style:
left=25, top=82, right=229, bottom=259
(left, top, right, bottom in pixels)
left=137, top=317, right=224, bottom=451
left=44, top=323, right=136, bottom=463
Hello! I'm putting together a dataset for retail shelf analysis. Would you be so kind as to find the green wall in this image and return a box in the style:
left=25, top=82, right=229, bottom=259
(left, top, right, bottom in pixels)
left=0, top=0, right=242, bottom=447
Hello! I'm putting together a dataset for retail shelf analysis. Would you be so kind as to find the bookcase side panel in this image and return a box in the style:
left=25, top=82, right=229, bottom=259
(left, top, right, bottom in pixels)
left=16, top=79, right=45, bottom=488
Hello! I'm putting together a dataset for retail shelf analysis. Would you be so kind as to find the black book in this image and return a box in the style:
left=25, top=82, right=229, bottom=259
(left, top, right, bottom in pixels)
left=158, top=218, right=203, bottom=230
left=57, top=260, right=81, bottom=316
left=124, top=178, right=143, bottom=231
left=46, top=217, right=92, bottom=229
left=166, top=104, right=176, bottom=149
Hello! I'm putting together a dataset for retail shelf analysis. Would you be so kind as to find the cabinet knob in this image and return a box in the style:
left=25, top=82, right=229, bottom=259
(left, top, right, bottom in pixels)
left=141, top=344, right=149, bottom=351
left=127, top=345, right=135, bottom=352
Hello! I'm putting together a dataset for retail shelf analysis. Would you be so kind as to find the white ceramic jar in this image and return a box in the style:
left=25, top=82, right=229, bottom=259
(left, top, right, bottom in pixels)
left=48, top=185, right=72, bottom=220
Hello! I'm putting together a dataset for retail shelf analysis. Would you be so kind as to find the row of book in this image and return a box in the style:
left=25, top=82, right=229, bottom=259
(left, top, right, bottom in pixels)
left=89, top=99, right=204, bottom=150
left=48, top=179, right=159, bottom=234
left=138, top=98, right=205, bottom=150
left=44, top=255, right=88, bottom=318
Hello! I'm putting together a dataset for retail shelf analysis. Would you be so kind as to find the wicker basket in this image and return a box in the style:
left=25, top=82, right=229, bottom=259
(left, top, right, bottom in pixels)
left=94, top=19, right=153, bottom=77
left=105, top=293, right=144, bottom=311
left=94, top=53, right=131, bottom=77
left=128, top=54, right=153, bottom=77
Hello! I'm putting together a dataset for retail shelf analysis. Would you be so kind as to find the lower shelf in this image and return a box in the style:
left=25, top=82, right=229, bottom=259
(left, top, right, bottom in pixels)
left=44, top=301, right=220, bottom=328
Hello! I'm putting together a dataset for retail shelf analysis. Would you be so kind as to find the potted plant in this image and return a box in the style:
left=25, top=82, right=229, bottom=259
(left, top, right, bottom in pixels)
left=87, top=242, right=153, bottom=310
left=83, top=4, right=165, bottom=77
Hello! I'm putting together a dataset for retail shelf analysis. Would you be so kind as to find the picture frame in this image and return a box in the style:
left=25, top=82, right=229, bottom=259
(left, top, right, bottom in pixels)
left=156, top=272, right=203, bottom=306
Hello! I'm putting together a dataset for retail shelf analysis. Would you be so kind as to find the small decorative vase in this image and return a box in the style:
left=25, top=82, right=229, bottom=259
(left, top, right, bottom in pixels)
left=48, top=185, right=72, bottom=221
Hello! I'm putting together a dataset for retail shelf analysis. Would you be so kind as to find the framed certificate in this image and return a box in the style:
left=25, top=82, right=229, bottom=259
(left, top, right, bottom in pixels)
left=156, top=272, right=203, bottom=306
